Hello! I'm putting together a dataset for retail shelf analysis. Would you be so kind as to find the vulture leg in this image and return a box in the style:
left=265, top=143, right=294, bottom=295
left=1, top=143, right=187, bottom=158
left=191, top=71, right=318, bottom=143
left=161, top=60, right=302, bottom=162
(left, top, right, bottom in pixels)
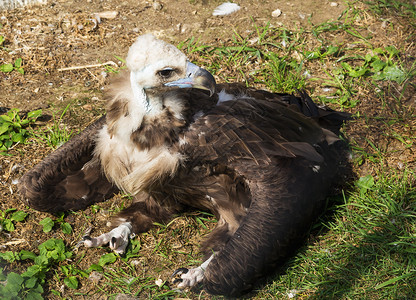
left=80, top=222, right=132, bottom=254
left=81, top=193, right=177, bottom=254
left=172, top=254, right=215, bottom=289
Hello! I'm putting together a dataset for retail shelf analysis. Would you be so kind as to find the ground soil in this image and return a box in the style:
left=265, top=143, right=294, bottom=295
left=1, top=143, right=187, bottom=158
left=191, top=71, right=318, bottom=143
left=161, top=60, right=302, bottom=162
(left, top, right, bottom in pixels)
left=0, top=0, right=415, bottom=299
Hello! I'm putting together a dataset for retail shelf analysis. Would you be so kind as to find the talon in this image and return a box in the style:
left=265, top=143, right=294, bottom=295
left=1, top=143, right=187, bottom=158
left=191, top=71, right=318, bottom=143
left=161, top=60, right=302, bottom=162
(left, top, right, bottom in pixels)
left=110, top=236, right=117, bottom=248
left=81, top=235, right=93, bottom=248
left=172, top=254, right=215, bottom=289
left=172, top=278, right=183, bottom=285
left=171, top=267, right=189, bottom=278
left=171, top=267, right=188, bottom=286
left=75, top=227, right=93, bottom=248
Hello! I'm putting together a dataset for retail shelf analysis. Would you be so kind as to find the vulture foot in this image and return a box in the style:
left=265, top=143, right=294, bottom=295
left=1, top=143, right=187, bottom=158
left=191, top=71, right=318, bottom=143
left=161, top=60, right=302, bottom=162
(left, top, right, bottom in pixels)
left=171, top=254, right=214, bottom=289
left=80, top=222, right=132, bottom=254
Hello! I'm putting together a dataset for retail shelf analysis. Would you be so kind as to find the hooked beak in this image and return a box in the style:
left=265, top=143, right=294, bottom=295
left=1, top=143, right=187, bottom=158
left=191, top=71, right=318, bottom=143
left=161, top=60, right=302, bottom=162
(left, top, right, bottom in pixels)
left=164, top=62, right=216, bottom=97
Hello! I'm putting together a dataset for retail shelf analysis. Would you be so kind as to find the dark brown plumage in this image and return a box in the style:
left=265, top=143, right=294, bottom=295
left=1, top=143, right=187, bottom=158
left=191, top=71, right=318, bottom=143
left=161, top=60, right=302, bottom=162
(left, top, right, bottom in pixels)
left=18, top=34, right=350, bottom=296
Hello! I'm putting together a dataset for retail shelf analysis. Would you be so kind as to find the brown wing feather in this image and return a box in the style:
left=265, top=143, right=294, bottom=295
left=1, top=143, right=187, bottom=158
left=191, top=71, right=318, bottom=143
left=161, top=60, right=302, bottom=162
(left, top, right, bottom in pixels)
left=182, top=94, right=329, bottom=166
left=18, top=116, right=118, bottom=212
left=179, top=86, right=350, bottom=296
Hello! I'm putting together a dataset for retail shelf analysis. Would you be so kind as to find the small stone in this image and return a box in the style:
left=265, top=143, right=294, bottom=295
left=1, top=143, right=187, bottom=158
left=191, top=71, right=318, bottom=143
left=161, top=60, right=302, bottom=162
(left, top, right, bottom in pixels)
left=153, top=1, right=163, bottom=11
left=330, top=2, right=339, bottom=7
left=82, top=104, right=93, bottom=111
left=213, top=2, right=240, bottom=16
left=272, top=9, right=282, bottom=18
left=155, top=278, right=164, bottom=287
left=248, top=37, right=259, bottom=45
left=89, top=271, right=103, bottom=283
left=94, top=11, right=119, bottom=19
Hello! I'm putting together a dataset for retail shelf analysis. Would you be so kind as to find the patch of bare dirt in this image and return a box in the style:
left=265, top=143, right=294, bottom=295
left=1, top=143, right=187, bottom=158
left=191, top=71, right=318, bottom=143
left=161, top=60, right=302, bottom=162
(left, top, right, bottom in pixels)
left=0, top=0, right=346, bottom=111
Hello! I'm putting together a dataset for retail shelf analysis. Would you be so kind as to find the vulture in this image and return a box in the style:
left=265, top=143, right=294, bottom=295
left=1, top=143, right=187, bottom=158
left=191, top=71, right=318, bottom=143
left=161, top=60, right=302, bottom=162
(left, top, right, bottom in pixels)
left=19, top=34, right=350, bottom=296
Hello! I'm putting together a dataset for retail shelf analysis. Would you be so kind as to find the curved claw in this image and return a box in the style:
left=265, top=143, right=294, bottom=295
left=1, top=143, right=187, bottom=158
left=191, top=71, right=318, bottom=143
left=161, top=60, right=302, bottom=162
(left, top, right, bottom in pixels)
left=171, top=254, right=215, bottom=289
left=171, top=267, right=189, bottom=278
left=75, top=227, right=93, bottom=248
left=171, top=268, right=189, bottom=285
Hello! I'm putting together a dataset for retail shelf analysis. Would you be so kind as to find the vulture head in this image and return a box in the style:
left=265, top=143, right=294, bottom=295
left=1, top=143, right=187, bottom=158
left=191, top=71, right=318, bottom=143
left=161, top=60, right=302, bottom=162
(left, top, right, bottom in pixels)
left=124, top=34, right=216, bottom=115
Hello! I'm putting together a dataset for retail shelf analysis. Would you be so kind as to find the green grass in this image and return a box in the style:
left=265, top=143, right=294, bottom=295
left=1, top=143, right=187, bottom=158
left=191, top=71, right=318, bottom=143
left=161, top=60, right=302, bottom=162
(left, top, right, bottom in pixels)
left=32, top=103, right=75, bottom=149
left=257, top=171, right=416, bottom=299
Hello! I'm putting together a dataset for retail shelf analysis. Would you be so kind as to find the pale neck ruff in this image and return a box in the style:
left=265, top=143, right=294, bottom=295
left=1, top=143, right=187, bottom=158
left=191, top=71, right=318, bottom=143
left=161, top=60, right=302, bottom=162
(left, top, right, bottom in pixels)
left=130, top=71, right=162, bottom=116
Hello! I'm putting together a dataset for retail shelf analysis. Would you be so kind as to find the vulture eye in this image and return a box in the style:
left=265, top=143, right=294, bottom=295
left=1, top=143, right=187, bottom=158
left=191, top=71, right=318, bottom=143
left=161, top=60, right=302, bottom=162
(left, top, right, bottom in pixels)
left=158, top=68, right=175, bottom=79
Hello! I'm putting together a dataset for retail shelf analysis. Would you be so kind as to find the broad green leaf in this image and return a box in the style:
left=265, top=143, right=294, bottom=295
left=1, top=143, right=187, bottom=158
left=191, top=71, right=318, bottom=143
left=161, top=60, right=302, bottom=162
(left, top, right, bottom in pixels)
left=2, top=273, right=22, bottom=297
left=0, top=114, right=12, bottom=123
left=0, top=251, right=17, bottom=262
left=4, top=139, right=13, bottom=149
left=25, top=290, right=44, bottom=300
left=383, top=65, right=406, bottom=83
left=11, top=211, right=28, bottom=222
left=39, top=217, right=54, bottom=232
left=349, top=67, right=369, bottom=78
left=0, top=63, right=13, bottom=72
left=11, top=132, right=25, bottom=143
left=0, top=123, right=11, bottom=136
left=60, top=222, right=72, bottom=234
left=371, top=59, right=387, bottom=72
left=19, top=250, right=37, bottom=261
left=3, top=219, right=15, bottom=231
left=33, top=255, right=48, bottom=267
left=64, top=276, right=79, bottom=289
left=364, top=52, right=373, bottom=62
left=24, top=277, right=38, bottom=289
left=98, top=253, right=117, bottom=266
left=356, top=174, right=374, bottom=194
left=341, top=62, right=353, bottom=72
left=87, top=264, right=103, bottom=272
left=4, top=208, right=17, bottom=214
left=6, top=272, right=24, bottom=287
left=6, top=109, right=18, bottom=118
left=27, top=109, right=42, bottom=120
left=38, top=238, right=71, bottom=262
left=12, top=121, right=22, bottom=128
left=14, top=58, right=22, bottom=68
